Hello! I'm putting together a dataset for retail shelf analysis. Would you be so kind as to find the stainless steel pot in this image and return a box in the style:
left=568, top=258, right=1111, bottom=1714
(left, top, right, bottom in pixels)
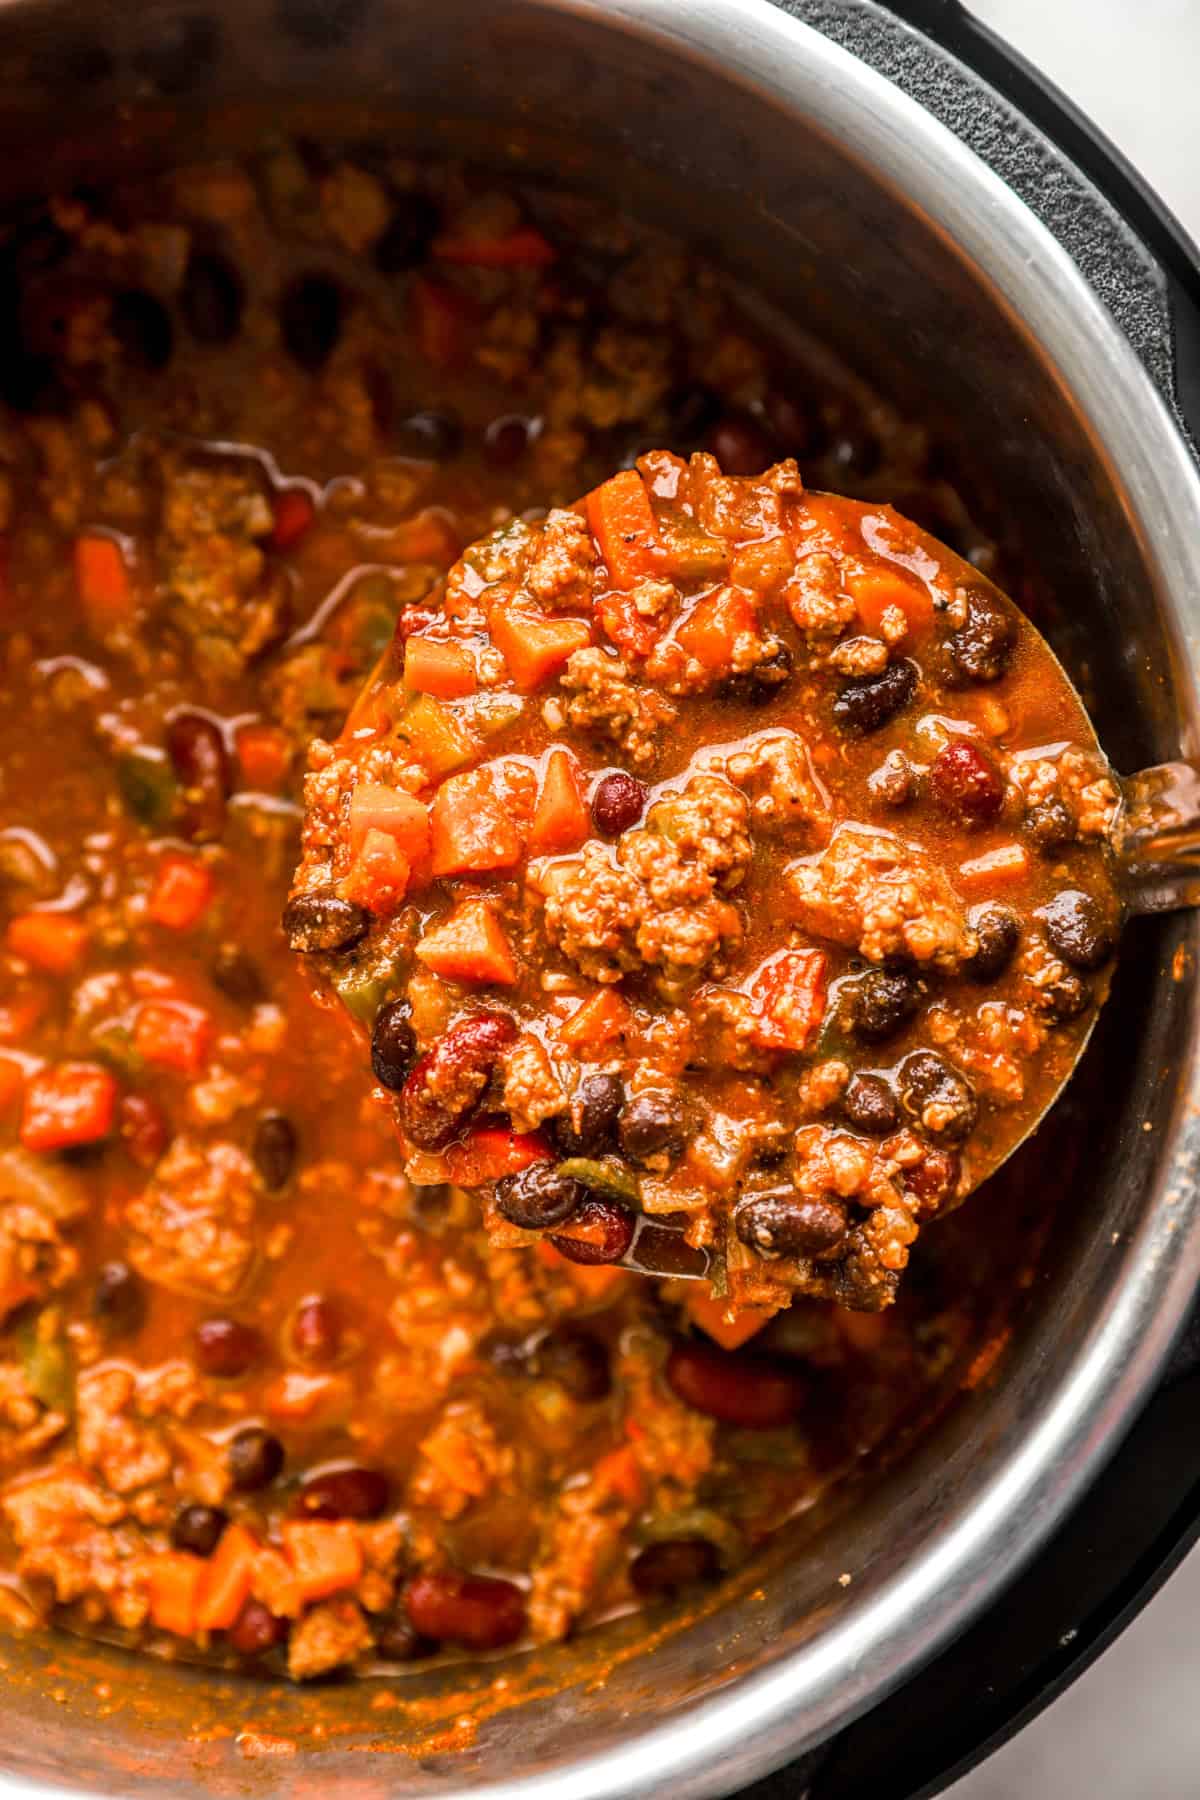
left=0, top=2, right=1199, bottom=1795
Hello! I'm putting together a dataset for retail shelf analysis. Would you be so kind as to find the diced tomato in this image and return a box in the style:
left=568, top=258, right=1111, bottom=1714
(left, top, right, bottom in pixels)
left=445, top=1124, right=553, bottom=1186
left=534, top=1238, right=631, bottom=1301
left=402, top=636, right=477, bottom=699
left=432, top=225, right=556, bottom=268
left=687, top=1290, right=774, bottom=1352
left=429, top=769, right=523, bottom=877
left=20, top=1061, right=118, bottom=1152
left=134, top=1000, right=212, bottom=1076
left=195, top=1524, right=259, bottom=1632
left=74, top=533, right=133, bottom=634
left=488, top=605, right=592, bottom=692
left=958, top=843, right=1031, bottom=890
left=281, top=1520, right=363, bottom=1603
left=597, top=587, right=668, bottom=659
left=557, top=987, right=632, bottom=1052
left=348, top=783, right=431, bottom=867
left=235, top=722, right=293, bottom=792
left=270, top=486, right=316, bottom=551
left=148, top=1552, right=206, bottom=1637
left=674, top=585, right=758, bottom=674
left=341, top=828, right=411, bottom=917
left=586, top=470, right=661, bottom=590
left=850, top=567, right=934, bottom=638
left=146, top=855, right=214, bottom=931
left=409, top=276, right=478, bottom=368
left=6, top=911, right=89, bottom=975
left=529, top=749, right=590, bottom=853
left=747, top=948, right=827, bottom=1053
left=416, top=896, right=517, bottom=986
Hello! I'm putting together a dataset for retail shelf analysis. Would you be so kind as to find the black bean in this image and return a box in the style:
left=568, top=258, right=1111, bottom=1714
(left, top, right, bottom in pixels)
left=591, top=771, right=647, bottom=837
left=533, top=1327, right=611, bottom=1401
left=619, top=1090, right=685, bottom=1167
left=166, top=710, right=231, bottom=843
left=550, top=1072, right=624, bottom=1157
left=370, top=999, right=417, bottom=1089
left=374, top=1612, right=435, bottom=1662
left=832, top=658, right=918, bottom=733
left=1025, top=799, right=1076, bottom=852
left=282, top=890, right=369, bottom=953
left=195, top=1318, right=263, bottom=1378
left=482, top=414, right=531, bottom=465
left=211, top=943, right=266, bottom=1005
left=630, top=1537, right=721, bottom=1597
left=171, top=1503, right=228, bottom=1557
left=734, top=1190, right=848, bottom=1258
left=228, top=1598, right=288, bottom=1656
left=898, top=1050, right=977, bottom=1143
left=1039, top=889, right=1116, bottom=971
left=393, top=408, right=463, bottom=461
left=549, top=1195, right=636, bottom=1265
left=93, top=1260, right=146, bottom=1336
left=180, top=250, right=244, bottom=344
left=110, top=289, right=173, bottom=370
left=841, top=1072, right=900, bottom=1136
left=706, top=411, right=775, bottom=476
left=290, top=1294, right=342, bottom=1364
left=374, top=191, right=440, bottom=273
left=965, top=903, right=1021, bottom=983
left=944, top=590, right=1015, bottom=685
left=722, top=642, right=794, bottom=708
left=228, top=1426, right=284, bottom=1492
left=1032, top=968, right=1092, bottom=1024
left=252, top=1112, right=297, bottom=1191
left=494, top=1161, right=586, bottom=1230
left=279, top=271, right=343, bottom=371
left=298, top=1465, right=390, bottom=1521
left=843, top=968, right=922, bottom=1043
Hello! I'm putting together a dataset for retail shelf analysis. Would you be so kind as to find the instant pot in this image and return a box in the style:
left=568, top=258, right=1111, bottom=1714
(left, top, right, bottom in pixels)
left=0, top=1, right=1198, bottom=1796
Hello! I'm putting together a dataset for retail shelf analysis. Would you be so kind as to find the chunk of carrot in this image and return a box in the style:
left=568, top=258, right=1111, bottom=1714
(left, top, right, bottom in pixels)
left=597, top=587, right=668, bottom=659
left=20, top=1061, right=117, bottom=1152
left=529, top=748, right=590, bottom=854
left=958, top=843, right=1030, bottom=890
left=403, top=636, right=477, bottom=699
left=281, top=1520, right=363, bottom=1603
left=270, top=487, right=316, bottom=551
left=429, top=770, right=523, bottom=876
left=341, top=827, right=412, bottom=917
left=6, top=911, right=89, bottom=975
left=445, top=1124, right=553, bottom=1186
left=747, top=948, right=828, bottom=1053
left=235, top=722, right=293, bottom=792
left=687, top=1290, right=774, bottom=1352
left=850, top=568, right=934, bottom=638
left=195, top=1523, right=259, bottom=1632
left=586, top=470, right=661, bottom=591
left=432, top=226, right=557, bottom=268
left=416, top=896, right=517, bottom=986
left=148, top=1551, right=206, bottom=1638
left=134, top=1000, right=212, bottom=1076
left=557, top=987, right=632, bottom=1052
left=74, top=533, right=133, bottom=634
left=489, top=605, right=592, bottom=692
left=674, top=585, right=758, bottom=674
left=348, top=783, right=430, bottom=867
left=146, top=854, right=214, bottom=931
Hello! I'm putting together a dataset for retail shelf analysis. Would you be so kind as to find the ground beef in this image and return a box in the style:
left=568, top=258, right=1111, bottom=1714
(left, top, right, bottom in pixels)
left=528, top=1465, right=635, bottom=1642
left=2, top=1467, right=150, bottom=1630
left=558, top=647, right=676, bottom=769
left=0, top=1363, right=69, bottom=1466
left=158, top=451, right=285, bottom=682
left=782, top=551, right=856, bottom=643
left=717, top=729, right=831, bottom=839
left=408, top=1399, right=514, bottom=1520
left=287, top=1596, right=372, bottom=1680
left=501, top=1034, right=567, bottom=1133
left=523, top=507, right=597, bottom=610
left=1011, top=746, right=1120, bottom=846
left=787, top=824, right=976, bottom=971
left=75, top=1361, right=202, bottom=1498
left=0, top=1150, right=88, bottom=1322
left=124, top=1137, right=258, bottom=1298
left=689, top=452, right=803, bottom=541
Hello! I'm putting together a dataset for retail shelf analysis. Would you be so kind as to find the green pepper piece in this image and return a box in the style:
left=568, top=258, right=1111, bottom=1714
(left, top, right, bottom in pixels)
left=555, top=1157, right=641, bottom=1206
left=89, top=1019, right=144, bottom=1077
left=391, top=693, right=478, bottom=777
left=18, top=1313, right=74, bottom=1415
left=469, top=692, right=525, bottom=740
left=659, top=518, right=728, bottom=582
left=328, top=956, right=398, bottom=1025
left=116, top=748, right=177, bottom=829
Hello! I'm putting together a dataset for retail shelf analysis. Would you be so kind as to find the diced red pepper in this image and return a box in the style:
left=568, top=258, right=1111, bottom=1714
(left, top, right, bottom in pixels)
left=586, top=470, right=661, bottom=590
left=415, top=896, right=518, bottom=986
left=146, top=855, right=214, bottom=931
left=445, top=1124, right=553, bottom=1186
left=529, top=749, right=590, bottom=854
left=409, top=276, right=479, bottom=369
left=20, top=1061, right=118, bottom=1152
left=270, top=487, right=317, bottom=551
left=432, top=225, right=557, bottom=268
left=747, top=948, right=827, bottom=1053
left=429, top=769, right=524, bottom=877
left=148, top=1552, right=206, bottom=1637
left=75, top=533, right=133, bottom=634
left=6, top=911, right=89, bottom=975
left=135, top=1000, right=212, bottom=1075
left=488, top=605, right=591, bottom=691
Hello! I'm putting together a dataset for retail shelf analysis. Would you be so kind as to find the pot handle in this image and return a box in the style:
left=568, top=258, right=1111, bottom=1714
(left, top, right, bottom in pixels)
left=819, top=0, right=1200, bottom=447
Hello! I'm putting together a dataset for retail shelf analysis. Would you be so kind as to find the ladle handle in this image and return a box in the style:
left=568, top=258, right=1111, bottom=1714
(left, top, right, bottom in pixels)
left=1115, top=761, right=1200, bottom=914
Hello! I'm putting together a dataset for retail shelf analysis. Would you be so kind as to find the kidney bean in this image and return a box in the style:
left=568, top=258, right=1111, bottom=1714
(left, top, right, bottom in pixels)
left=252, top=1111, right=297, bottom=1191
left=734, top=1190, right=848, bottom=1259
left=1039, top=889, right=1116, bottom=971
left=228, top=1426, right=284, bottom=1492
left=619, top=1089, right=685, bottom=1166
left=374, top=1612, right=435, bottom=1662
left=195, top=1317, right=263, bottom=1379
left=898, top=1050, right=977, bottom=1143
left=370, top=998, right=417, bottom=1089
left=282, top=890, right=369, bottom=954
left=1033, top=968, right=1091, bottom=1024
left=832, top=658, right=917, bottom=733
left=279, top=271, right=343, bottom=370
left=110, top=288, right=173, bottom=370
left=706, top=410, right=775, bottom=475
left=550, top=1071, right=624, bottom=1157
left=171, top=1503, right=228, bottom=1557
left=944, top=589, right=1015, bottom=684
left=666, top=1338, right=806, bottom=1429
left=180, top=250, right=244, bottom=344
left=843, top=968, right=922, bottom=1043
left=290, top=1294, right=342, bottom=1364
left=591, top=771, right=647, bottom=837
left=166, top=711, right=231, bottom=843
left=297, top=1465, right=390, bottom=1521
left=549, top=1195, right=636, bottom=1265
left=930, top=737, right=1005, bottom=822
left=722, top=643, right=794, bottom=708
left=394, top=407, right=463, bottom=461
left=374, top=191, right=440, bottom=274
left=399, top=1010, right=517, bottom=1151
left=93, top=1260, right=145, bottom=1336
left=228, top=1597, right=288, bottom=1657
left=210, top=943, right=266, bottom=1005
left=1025, top=798, right=1076, bottom=851
left=495, top=1162, right=585, bottom=1231
left=119, top=1091, right=169, bottom=1168
left=841, top=1072, right=900, bottom=1136
left=403, top=1570, right=526, bottom=1651
left=483, top=414, right=532, bottom=465
left=630, top=1537, right=721, bottom=1597
left=965, top=903, right=1020, bottom=982
left=532, top=1327, right=611, bottom=1401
